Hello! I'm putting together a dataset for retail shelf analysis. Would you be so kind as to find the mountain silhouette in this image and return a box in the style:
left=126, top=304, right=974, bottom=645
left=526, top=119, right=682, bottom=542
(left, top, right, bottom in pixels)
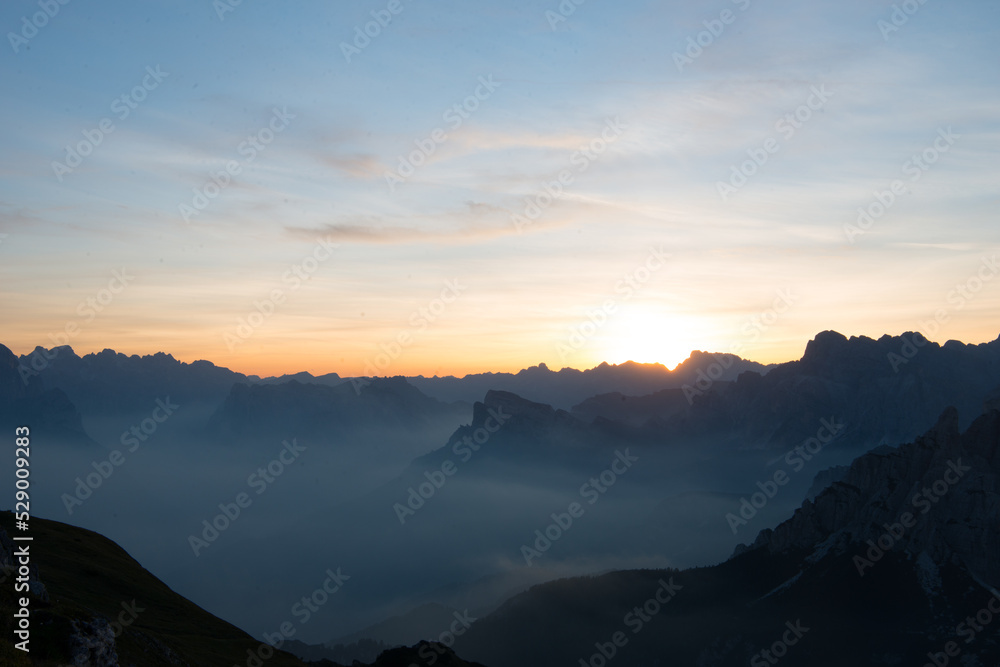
left=406, top=354, right=773, bottom=409
left=0, top=343, right=94, bottom=445
left=574, top=331, right=1000, bottom=452
left=452, top=403, right=1000, bottom=666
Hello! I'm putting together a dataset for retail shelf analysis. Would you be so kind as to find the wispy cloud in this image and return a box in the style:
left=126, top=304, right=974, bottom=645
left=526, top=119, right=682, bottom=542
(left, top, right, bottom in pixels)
left=284, top=200, right=560, bottom=244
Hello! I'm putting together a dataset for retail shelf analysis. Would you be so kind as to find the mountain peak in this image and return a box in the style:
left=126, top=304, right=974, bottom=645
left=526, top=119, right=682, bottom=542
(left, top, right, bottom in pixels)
left=469, top=389, right=572, bottom=435
left=480, top=390, right=555, bottom=421
left=801, top=330, right=849, bottom=360
left=0, top=343, right=16, bottom=368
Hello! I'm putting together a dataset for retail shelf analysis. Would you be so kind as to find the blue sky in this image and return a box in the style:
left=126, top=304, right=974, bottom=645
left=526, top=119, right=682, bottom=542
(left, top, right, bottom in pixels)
left=1, top=0, right=998, bottom=376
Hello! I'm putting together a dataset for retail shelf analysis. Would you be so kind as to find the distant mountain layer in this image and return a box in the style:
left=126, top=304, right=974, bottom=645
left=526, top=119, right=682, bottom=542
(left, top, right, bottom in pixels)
left=10, top=344, right=769, bottom=432
left=222, top=354, right=773, bottom=410
left=573, top=330, right=1000, bottom=451
left=15, top=332, right=999, bottom=454
left=330, top=602, right=462, bottom=648
left=452, top=404, right=1000, bottom=666
left=404, top=354, right=774, bottom=409
left=17, top=344, right=247, bottom=415
left=0, top=343, right=94, bottom=445
left=206, top=376, right=469, bottom=442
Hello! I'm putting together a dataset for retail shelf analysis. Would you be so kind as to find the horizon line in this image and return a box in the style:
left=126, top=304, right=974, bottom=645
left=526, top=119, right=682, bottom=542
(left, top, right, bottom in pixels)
left=9, top=329, right=999, bottom=381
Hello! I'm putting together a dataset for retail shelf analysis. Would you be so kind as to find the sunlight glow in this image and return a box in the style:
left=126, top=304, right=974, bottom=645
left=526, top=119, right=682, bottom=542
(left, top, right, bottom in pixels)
left=601, top=308, right=702, bottom=370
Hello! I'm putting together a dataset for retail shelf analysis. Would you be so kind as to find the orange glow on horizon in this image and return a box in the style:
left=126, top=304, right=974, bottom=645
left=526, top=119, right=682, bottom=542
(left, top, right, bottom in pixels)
left=7, top=340, right=805, bottom=379
left=6, top=324, right=998, bottom=380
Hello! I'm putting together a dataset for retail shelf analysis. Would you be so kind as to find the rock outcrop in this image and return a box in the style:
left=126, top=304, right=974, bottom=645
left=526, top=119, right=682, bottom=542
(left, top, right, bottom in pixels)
left=68, top=617, right=119, bottom=667
left=740, top=404, right=1000, bottom=585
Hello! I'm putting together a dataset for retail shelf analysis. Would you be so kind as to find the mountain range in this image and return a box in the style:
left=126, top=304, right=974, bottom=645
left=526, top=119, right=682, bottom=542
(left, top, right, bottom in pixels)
left=3, top=330, right=1000, bottom=664
left=5, top=380, right=998, bottom=665
left=446, top=403, right=1000, bottom=666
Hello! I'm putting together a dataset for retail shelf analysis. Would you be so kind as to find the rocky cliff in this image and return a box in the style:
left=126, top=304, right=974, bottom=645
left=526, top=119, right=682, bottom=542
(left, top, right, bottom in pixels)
left=740, top=405, right=1000, bottom=586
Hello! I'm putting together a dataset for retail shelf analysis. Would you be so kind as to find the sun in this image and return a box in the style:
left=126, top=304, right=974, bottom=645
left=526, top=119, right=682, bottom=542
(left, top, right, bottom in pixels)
left=600, top=308, right=700, bottom=370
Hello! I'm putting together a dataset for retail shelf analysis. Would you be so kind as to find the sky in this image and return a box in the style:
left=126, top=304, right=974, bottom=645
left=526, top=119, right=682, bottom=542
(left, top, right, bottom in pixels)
left=1, top=0, right=998, bottom=378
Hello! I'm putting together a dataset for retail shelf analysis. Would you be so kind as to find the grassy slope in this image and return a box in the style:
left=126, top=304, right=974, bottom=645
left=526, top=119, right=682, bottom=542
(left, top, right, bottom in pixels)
left=0, top=511, right=312, bottom=667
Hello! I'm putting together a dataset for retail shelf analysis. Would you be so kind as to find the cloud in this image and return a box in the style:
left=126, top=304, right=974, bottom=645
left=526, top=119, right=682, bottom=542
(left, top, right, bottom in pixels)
left=285, top=220, right=513, bottom=245
left=321, top=153, right=384, bottom=179
left=284, top=200, right=571, bottom=245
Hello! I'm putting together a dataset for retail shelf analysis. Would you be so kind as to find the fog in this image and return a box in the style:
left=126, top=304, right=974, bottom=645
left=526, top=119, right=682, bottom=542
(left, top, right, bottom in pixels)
left=23, top=392, right=864, bottom=646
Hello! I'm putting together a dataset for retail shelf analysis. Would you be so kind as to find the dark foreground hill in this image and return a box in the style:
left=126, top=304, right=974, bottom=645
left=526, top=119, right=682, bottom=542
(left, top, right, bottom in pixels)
left=0, top=511, right=311, bottom=666
left=0, top=513, right=485, bottom=667
left=452, top=404, right=1000, bottom=667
